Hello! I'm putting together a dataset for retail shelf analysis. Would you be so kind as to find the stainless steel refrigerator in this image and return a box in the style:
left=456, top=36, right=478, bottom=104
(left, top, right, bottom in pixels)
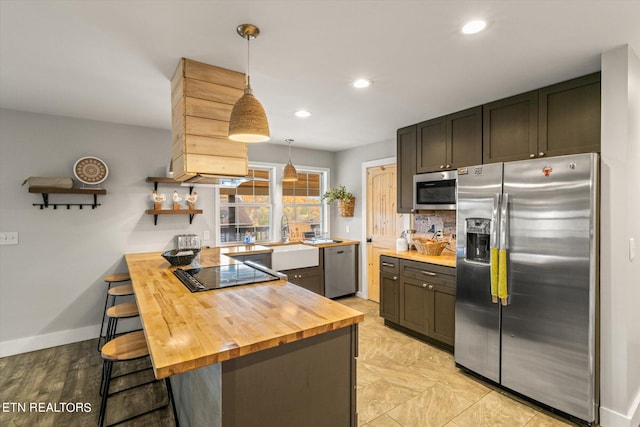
left=455, top=152, right=598, bottom=423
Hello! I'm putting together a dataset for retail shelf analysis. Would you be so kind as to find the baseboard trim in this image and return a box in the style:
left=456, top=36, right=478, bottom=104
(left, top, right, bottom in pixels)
left=0, top=318, right=141, bottom=357
left=600, top=390, right=640, bottom=427
left=0, top=325, right=99, bottom=357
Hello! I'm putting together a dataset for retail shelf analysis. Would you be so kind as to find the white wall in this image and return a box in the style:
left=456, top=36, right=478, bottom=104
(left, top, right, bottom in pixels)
left=600, top=45, right=640, bottom=427
left=0, top=109, right=334, bottom=357
left=332, top=139, right=396, bottom=240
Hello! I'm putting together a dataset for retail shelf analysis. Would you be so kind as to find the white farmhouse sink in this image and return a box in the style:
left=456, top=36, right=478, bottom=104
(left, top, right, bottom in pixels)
left=271, top=244, right=319, bottom=271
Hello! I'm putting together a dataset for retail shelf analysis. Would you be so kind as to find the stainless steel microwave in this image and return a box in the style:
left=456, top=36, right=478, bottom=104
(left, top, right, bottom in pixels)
left=413, top=170, right=457, bottom=210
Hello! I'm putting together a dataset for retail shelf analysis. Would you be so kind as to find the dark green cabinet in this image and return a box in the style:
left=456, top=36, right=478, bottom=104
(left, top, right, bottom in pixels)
left=285, top=266, right=323, bottom=295
left=379, top=256, right=400, bottom=322
left=399, top=277, right=430, bottom=335
left=416, top=117, right=446, bottom=173
left=380, top=256, right=456, bottom=348
left=397, top=125, right=417, bottom=213
left=483, top=90, right=539, bottom=163
left=416, top=106, right=482, bottom=173
left=483, top=73, right=601, bottom=163
left=430, top=284, right=455, bottom=346
left=539, top=72, right=601, bottom=157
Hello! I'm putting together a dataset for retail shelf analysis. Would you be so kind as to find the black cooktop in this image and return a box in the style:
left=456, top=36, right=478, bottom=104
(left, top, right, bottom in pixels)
left=173, top=263, right=279, bottom=292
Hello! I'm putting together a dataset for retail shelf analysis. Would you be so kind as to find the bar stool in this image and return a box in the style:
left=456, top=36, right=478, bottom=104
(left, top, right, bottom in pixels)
left=104, top=301, right=140, bottom=344
left=97, top=273, right=132, bottom=351
left=99, top=330, right=179, bottom=427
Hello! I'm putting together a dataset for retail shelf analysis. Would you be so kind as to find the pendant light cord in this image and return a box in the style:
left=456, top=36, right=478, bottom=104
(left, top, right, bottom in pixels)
left=246, top=35, right=251, bottom=88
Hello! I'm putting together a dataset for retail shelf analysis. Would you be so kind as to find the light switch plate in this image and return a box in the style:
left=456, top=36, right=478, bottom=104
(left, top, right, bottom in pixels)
left=0, top=232, right=19, bottom=245
left=630, top=237, right=635, bottom=261
left=203, top=230, right=210, bottom=241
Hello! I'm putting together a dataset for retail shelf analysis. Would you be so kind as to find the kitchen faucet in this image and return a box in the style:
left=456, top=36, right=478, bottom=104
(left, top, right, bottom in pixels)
left=281, top=215, right=289, bottom=243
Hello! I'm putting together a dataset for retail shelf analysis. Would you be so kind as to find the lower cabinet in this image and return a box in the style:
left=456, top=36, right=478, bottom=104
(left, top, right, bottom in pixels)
left=283, top=266, right=324, bottom=295
left=380, top=256, right=456, bottom=348
left=380, top=256, right=400, bottom=322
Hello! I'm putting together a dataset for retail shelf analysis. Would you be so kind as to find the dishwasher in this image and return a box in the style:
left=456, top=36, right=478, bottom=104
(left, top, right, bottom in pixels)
left=324, top=245, right=356, bottom=298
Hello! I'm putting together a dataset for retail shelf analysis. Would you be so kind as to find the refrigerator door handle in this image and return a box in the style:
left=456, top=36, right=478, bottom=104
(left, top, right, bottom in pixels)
left=490, top=193, right=502, bottom=303
left=491, top=193, right=501, bottom=247
left=499, top=193, right=510, bottom=305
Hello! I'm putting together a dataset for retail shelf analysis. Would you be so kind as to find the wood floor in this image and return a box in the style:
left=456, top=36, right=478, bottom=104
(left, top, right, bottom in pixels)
left=0, top=297, right=577, bottom=427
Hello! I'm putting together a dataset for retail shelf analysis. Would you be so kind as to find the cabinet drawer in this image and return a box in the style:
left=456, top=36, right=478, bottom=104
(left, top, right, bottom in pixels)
left=380, top=256, right=400, bottom=274
left=400, top=260, right=454, bottom=287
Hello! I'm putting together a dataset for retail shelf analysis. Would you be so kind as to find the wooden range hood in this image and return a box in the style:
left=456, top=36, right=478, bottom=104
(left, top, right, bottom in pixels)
left=171, top=58, right=250, bottom=183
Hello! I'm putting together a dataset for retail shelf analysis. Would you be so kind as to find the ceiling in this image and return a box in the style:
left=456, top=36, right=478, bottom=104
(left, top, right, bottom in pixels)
left=1, top=1, right=639, bottom=152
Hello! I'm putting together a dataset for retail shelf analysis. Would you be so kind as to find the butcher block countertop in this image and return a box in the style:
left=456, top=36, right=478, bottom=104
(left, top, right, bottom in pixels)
left=378, top=248, right=457, bottom=268
left=125, top=248, right=364, bottom=379
left=264, top=238, right=360, bottom=249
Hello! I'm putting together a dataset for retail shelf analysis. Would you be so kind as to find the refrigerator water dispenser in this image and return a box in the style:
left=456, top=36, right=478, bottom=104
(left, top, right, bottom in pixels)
left=465, top=218, right=491, bottom=263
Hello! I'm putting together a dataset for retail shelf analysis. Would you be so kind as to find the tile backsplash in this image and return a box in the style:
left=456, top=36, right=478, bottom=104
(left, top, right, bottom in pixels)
left=414, top=211, right=456, bottom=239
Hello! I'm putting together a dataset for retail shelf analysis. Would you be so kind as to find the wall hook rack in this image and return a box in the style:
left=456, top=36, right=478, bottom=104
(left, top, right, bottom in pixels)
left=28, top=187, right=107, bottom=209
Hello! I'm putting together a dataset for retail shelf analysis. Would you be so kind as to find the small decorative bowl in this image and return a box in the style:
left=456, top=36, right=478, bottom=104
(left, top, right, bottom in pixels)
left=162, top=248, right=200, bottom=266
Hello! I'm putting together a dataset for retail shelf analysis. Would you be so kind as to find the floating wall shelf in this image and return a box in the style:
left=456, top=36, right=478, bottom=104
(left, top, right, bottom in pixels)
left=28, top=187, right=106, bottom=209
left=145, top=209, right=203, bottom=225
left=145, top=177, right=200, bottom=225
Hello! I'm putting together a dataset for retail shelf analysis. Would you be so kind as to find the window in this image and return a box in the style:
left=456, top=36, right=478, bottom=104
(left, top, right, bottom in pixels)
left=219, top=168, right=271, bottom=244
left=282, top=171, right=325, bottom=241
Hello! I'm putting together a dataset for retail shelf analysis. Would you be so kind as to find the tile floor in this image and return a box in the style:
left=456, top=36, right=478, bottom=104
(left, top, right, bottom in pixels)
left=338, top=296, right=576, bottom=427
left=0, top=296, right=578, bottom=426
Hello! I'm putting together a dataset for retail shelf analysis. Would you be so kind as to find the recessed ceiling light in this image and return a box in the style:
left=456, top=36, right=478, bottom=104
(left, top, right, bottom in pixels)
left=353, top=78, right=372, bottom=89
left=462, top=20, right=487, bottom=35
left=294, top=110, right=311, bottom=118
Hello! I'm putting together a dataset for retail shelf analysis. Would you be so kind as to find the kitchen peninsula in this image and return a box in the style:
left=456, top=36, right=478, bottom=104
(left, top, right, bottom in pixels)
left=125, top=247, right=364, bottom=427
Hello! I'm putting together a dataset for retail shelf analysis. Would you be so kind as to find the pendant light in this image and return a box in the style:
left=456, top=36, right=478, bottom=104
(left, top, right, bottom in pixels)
left=283, top=139, right=298, bottom=182
left=228, top=24, right=270, bottom=143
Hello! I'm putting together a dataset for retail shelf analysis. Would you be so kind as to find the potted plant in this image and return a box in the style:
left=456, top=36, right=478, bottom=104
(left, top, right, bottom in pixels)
left=322, top=184, right=355, bottom=217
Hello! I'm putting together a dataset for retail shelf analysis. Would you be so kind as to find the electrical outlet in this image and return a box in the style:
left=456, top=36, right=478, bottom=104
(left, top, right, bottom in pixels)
left=346, top=225, right=350, bottom=233
left=630, top=237, right=636, bottom=261
left=0, top=232, right=19, bottom=245
left=203, top=230, right=211, bottom=241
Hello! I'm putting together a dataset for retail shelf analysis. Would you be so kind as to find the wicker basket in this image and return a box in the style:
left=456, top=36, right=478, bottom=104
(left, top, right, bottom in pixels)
left=338, top=197, right=355, bottom=217
left=413, top=238, right=449, bottom=256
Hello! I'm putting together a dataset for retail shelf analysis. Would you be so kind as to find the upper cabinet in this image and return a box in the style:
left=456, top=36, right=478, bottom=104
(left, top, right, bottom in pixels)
left=538, top=72, right=601, bottom=158
left=417, top=106, right=482, bottom=173
left=397, top=125, right=417, bottom=213
left=397, top=72, right=601, bottom=213
left=483, top=91, right=538, bottom=163
left=483, top=73, right=600, bottom=163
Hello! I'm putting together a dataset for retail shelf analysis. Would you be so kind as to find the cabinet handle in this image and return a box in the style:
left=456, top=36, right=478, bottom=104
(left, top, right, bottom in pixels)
left=440, top=165, right=445, bottom=169
left=422, top=283, right=428, bottom=288
left=382, top=262, right=395, bottom=268
left=393, top=276, right=398, bottom=281
left=538, top=152, right=545, bottom=157
left=421, top=271, right=436, bottom=276
left=428, top=284, right=434, bottom=290
left=529, top=153, right=536, bottom=158
left=446, top=164, right=451, bottom=168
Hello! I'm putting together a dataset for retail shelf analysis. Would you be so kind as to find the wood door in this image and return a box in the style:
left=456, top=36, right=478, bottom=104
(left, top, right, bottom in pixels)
left=366, top=164, right=404, bottom=302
